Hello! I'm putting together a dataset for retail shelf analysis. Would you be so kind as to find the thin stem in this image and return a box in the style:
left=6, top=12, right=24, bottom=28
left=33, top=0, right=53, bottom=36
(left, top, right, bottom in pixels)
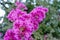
left=44, top=34, right=48, bottom=40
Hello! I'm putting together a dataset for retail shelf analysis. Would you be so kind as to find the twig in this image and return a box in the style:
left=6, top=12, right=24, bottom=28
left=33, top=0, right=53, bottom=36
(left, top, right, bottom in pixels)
left=0, top=2, right=7, bottom=9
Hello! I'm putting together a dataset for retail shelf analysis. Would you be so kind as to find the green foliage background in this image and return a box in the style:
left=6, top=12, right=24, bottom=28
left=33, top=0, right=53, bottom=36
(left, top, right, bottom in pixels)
left=0, top=0, right=60, bottom=40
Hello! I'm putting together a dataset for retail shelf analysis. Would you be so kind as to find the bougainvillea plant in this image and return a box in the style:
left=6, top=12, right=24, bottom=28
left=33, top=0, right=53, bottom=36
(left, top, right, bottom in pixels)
left=4, top=1, right=48, bottom=40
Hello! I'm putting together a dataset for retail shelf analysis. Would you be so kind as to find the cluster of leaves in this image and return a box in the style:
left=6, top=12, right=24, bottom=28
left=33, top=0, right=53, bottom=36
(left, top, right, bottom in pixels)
left=0, top=0, right=60, bottom=40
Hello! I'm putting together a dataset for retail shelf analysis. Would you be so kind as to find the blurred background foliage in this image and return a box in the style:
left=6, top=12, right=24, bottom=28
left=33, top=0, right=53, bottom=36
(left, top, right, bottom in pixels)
left=0, top=0, right=60, bottom=40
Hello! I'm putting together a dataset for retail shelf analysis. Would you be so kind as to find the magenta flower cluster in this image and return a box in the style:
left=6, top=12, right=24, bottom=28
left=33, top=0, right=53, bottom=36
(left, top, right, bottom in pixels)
left=4, top=1, right=48, bottom=40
